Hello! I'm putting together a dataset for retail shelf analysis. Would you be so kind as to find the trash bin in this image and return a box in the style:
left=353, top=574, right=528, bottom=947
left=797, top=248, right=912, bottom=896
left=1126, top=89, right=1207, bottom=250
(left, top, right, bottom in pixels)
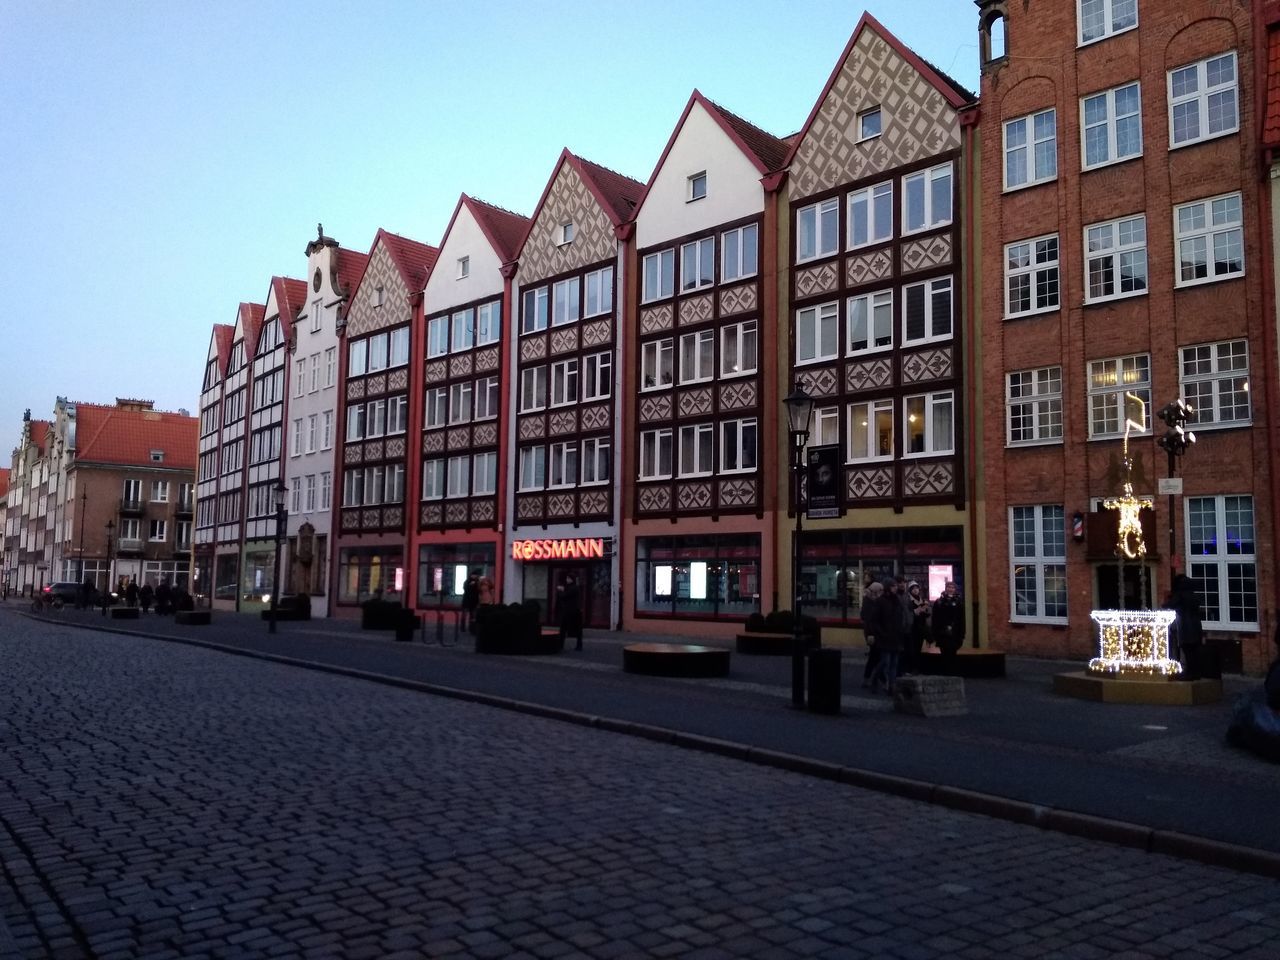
left=807, top=648, right=842, bottom=714
left=395, top=611, right=420, bottom=643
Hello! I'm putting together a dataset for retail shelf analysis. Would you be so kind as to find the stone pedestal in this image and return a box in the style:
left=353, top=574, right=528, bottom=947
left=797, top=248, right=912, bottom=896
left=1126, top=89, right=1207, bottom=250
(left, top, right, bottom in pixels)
left=894, top=675, right=967, bottom=717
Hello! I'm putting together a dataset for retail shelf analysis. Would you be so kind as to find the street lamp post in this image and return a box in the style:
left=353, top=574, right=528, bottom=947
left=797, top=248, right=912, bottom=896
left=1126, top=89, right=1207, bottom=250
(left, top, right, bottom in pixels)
left=77, top=488, right=87, bottom=586
left=268, top=481, right=288, bottom=634
left=1156, top=399, right=1195, bottom=588
left=783, top=382, right=815, bottom=709
left=102, top=519, right=115, bottom=616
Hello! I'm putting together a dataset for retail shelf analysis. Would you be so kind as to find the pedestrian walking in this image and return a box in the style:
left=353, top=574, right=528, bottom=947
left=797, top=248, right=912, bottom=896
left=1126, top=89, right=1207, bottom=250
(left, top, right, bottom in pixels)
left=125, top=579, right=138, bottom=608
left=138, top=582, right=153, bottom=614
left=558, top=574, right=584, bottom=651
left=932, top=581, right=966, bottom=672
left=1168, top=574, right=1203, bottom=680
left=155, top=578, right=172, bottom=615
left=903, top=581, right=931, bottom=675
left=478, top=575, right=494, bottom=606
left=460, top=570, right=480, bottom=633
left=868, top=578, right=906, bottom=694
left=860, top=580, right=884, bottom=688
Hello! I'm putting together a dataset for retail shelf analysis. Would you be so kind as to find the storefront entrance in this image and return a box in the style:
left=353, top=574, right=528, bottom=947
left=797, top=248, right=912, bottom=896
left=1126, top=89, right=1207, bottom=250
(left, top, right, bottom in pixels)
left=522, top=560, right=610, bottom=628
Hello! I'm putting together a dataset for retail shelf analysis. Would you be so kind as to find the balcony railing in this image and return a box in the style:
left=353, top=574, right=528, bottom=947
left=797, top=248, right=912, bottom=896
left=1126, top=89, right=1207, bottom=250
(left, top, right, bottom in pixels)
left=175, top=498, right=195, bottom=517
left=119, top=498, right=144, bottom=515
left=116, top=537, right=143, bottom=554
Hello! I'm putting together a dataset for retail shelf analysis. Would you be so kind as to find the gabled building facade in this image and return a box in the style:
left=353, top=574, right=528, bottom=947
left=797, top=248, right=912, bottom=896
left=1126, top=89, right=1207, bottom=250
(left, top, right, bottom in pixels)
left=504, top=150, right=644, bottom=629
left=624, top=91, right=790, bottom=636
left=415, top=195, right=528, bottom=613
left=194, top=323, right=233, bottom=601
left=780, top=13, right=979, bottom=640
left=332, top=229, right=438, bottom=615
left=4, top=413, right=53, bottom=595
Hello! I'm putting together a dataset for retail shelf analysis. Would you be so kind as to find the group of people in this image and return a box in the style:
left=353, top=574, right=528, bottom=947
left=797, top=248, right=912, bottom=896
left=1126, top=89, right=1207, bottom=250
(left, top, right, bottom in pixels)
left=859, top=575, right=965, bottom=694
left=458, top=568, right=584, bottom=649
left=93, top=576, right=186, bottom=614
left=458, top=569, right=494, bottom=633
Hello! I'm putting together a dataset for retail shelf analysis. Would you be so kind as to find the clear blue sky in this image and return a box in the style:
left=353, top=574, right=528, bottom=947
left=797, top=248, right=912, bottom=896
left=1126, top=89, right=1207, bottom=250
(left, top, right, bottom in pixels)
left=0, top=1, right=979, bottom=444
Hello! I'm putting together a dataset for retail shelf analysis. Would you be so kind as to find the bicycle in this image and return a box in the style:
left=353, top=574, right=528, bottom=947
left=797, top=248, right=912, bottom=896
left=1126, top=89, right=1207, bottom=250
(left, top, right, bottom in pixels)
left=30, top=593, right=64, bottom=614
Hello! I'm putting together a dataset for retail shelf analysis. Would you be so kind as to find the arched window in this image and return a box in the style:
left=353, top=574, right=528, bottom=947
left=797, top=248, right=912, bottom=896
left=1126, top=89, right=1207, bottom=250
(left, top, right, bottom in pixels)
left=980, top=5, right=1008, bottom=69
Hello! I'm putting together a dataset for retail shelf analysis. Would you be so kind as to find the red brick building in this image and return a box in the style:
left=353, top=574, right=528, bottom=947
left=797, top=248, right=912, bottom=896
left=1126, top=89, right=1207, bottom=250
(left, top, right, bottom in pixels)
left=976, top=0, right=1275, bottom=671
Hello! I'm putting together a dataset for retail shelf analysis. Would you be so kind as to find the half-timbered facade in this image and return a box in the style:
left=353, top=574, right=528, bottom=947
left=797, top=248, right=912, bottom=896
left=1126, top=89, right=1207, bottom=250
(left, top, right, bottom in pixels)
left=194, top=322, right=233, bottom=602
left=781, top=13, right=978, bottom=637
left=625, top=91, right=789, bottom=636
left=505, top=150, right=643, bottom=629
left=416, top=195, right=528, bottom=614
left=333, top=229, right=438, bottom=614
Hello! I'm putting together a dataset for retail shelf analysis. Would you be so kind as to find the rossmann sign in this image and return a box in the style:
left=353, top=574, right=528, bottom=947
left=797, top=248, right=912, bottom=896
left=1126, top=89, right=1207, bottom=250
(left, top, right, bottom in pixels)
left=511, top=538, right=606, bottom=561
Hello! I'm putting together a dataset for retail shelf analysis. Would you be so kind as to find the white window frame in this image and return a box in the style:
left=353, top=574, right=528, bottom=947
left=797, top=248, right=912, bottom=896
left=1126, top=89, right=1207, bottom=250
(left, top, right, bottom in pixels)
left=847, top=289, right=893, bottom=355
left=558, top=221, right=575, bottom=245
left=325, top=347, right=336, bottom=387
left=365, top=398, right=387, bottom=438
left=518, top=446, right=545, bottom=492
left=424, top=387, right=447, bottom=429
left=387, top=395, right=408, bottom=435
left=687, top=171, right=707, bottom=202
left=547, top=441, right=578, bottom=489
left=680, top=237, right=714, bottom=291
left=721, top=223, right=758, bottom=282
left=1087, top=354, right=1151, bottom=440
left=720, top=320, right=757, bottom=378
left=1174, top=192, right=1244, bottom=288
left=1168, top=51, right=1239, bottom=149
left=445, top=456, right=470, bottom=499
left=797, top=198, right=839, bottom=263
left=521, top=286, right=548, bottom=334
left=1077, top=0, right=1137, bottom=46
left=389, top=326, right=410, bottom=367
left=677, top=423, right=714, bottom=478
left=642, top=249, right=675, bottom=303
left=321, top=410, right=333, bottom=450
left=306, top=414, right=317, bottom=452
left=857, top=106, right=882, bottom=141
left=1006, top=366, right=1064, bottom=446
left=474, top=376, right=500, bottom=421
left=903, top=390, right=955, bottom=457
left=149, top=480, right=169, bottom=503
left=796, top=301, right=838, bottom=365
left=1081, top=81, right=1143, bottom=170
left=902, top=162, right=953, bottom=235
left=582, top=351, right=612, bottom=402
left=1186, top=495, right=1258, bottom=630
left=305, top=475, right=316, bottom=512
left=550, top=358, right=579, bottom=407
left=641, top=338, right=674, bottom=391
left=427, top=316, right=450, bottom=358
left=847, top=180, right=893, bottom=250
left=309, top=353, right=320, bottom=392
left=320, top=472, right=331, bottom=509
left=1003, top=109, right=1057, bottom=191
left=720, top=418, right=757, bottom=474
left=639, top=429, right=673, bottom=481
left=810, top=406, right=840, bottom=451
left=581, top=437, right=611, bottom=485
left=298, top=417, right=311, bottom=453
left=847, top=398, right=894, bottom=463
left=902, top=276, right=953, bottom=346
left=1084, top=214, right=1148, bottom=304
left=148, top=518, right=167, bottom=542
left=552, top=277, right=580, bottom=326
left=1009, top=504, right=1068, bottom=624
left=457, top=256, right=469, bottom=279
left=678, top=329, right=714, bottom=385
left=519, top=366, right=547, bottom=413
left=451, top=308, right=475, bottom=352
left=293, top=358, right=305, bottom=397
left=476, top=301, right=501, bottom=346
left=1004, top=235, right=1060, bottom=319
left=1180, top=339, right=1251, bottom=430
left=584, top=266, right=614, bottom=318
left=367, top=332, right=389, bottom=373
left=348, top=340, right=368, bottom=378
left=472, top=452, right=497, bottom=497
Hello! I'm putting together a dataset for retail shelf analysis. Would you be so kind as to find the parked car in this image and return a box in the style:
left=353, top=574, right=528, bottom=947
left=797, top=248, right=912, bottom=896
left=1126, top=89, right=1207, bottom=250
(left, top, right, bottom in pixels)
left=44, top=581, right=83, bottom=604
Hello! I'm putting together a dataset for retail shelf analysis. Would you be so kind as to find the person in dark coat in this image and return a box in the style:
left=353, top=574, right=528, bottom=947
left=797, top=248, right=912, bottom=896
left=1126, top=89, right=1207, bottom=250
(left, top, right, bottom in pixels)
left=1169, top=574, right=1203, bottom=680
left=138, top=582, right=153, bottom=614
left=932, top=581, right=966, bottom=672
left=460, top=571, right=480, bottom=633
left=558, top=575, right=584, bottom=651
left=868, top=578, right=906, bottom=694
left=903, top=581, right=931, bottom=675
left=125, top=579, right=138, bottom=608
left=155, top=578, right=172, bottom=615
left=860, top=581, right=884, bottom=688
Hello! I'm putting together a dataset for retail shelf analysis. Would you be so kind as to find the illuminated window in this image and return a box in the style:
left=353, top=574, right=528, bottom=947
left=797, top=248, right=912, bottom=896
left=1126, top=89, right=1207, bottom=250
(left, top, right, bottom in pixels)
left=1087, top=354, right=1150, bottom=439
left=848, top=399, right=894, bottom=462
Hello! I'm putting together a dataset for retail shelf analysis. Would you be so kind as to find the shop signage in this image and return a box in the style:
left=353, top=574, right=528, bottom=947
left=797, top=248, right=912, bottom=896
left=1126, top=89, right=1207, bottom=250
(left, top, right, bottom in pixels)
left=806, top=445, right=841, bottom=520
left=511, top=538, right=606, bottom=561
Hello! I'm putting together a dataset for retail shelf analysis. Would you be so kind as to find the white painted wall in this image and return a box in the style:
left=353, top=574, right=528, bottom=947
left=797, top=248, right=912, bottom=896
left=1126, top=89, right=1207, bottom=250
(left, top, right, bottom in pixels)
left=423, top=203, right=504, bottom=311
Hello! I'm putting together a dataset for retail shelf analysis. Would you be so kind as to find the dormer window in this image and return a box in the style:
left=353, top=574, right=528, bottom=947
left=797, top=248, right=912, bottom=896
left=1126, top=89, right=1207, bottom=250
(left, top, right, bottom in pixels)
left=858, top=107, right=882, bottom=141
left=558, top=222, right=575, bottom=245
left=688, top=172, right=707, bottom=202
left=150, top=450, right=164, bottom=463
left=457, top=256, right=470, bottom=279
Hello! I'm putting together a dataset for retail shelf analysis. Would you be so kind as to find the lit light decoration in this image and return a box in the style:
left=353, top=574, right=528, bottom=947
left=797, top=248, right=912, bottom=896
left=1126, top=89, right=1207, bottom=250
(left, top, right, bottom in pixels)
left=1102, top=480, right=1152, bottom=560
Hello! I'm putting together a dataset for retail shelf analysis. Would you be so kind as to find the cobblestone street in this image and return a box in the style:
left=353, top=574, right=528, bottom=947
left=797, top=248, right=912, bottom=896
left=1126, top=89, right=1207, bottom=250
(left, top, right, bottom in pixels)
left=3, top=616, right=1279, bottom=959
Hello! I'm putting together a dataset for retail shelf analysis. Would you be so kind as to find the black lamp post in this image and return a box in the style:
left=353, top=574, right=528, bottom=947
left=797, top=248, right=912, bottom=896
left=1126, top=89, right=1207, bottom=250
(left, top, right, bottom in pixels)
left=102, top=519, right=115, bottom=616
left=268, top=481, right=287, bottom=634
left=1156, top=399, right=1196, bottom=588
left=784, top=381, right=815, bottom=708
left=77, top=488, right=87, bottom=584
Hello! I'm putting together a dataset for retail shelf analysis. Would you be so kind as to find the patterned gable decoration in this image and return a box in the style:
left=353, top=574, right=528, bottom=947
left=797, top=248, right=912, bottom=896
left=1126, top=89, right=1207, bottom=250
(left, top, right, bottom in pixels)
left=345, top=243, right=413, bottom=338
left=790, top=25, right=962, bottom=201
left=518, top=163, right=617, bottom=285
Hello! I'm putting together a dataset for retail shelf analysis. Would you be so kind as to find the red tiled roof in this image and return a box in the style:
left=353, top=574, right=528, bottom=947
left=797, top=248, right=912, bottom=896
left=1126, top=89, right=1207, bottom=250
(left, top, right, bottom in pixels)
left=702, top=93, right=792, bottom=172
left=1265, top=26, right=1280, bottom=148
left=0, top=467, right=8, bottom=499
left=335, top=248, right=369, bottom=299
left=74, top=402, right=198, bottom=471
left=236, top=302, right=265, bottom=352
left=213, top=323, right=234, bottom=375
left=29, top=420, right=50, bottom=455
left=273, top=276, right=308, bottom=340
left=466, top=196, right=530, bottom=264
left=571, top=153, right=644, bottom=226
left=378, top=229, right=440, bottom=292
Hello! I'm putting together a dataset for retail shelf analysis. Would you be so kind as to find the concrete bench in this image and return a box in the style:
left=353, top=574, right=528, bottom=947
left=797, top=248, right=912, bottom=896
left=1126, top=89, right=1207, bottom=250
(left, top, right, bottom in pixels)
left=894, top=675, right=967, bottom=717
left=917, top=647, right=1006, bottom=679
left=109, top=607, right=140, bottom=620
left=623, top=643, right=730, bottom=678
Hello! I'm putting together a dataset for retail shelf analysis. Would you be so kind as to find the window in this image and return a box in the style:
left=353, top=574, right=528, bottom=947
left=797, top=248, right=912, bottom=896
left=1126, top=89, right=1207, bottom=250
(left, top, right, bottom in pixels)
left=857, top=107, right=881, bottom=141
left=721, top=224, right=758, bottom=282
left=348, top=339, right=368, bottom=377
left=1082, top=82, right=1142, bottom=169
left=1078, top=0, right=1136, bottom=45
left=320, top=472, right=331, bottom=509
left=848, top=289, right=893, bottom=354
left=1088, top=354, right=1151, bottom=439
left=321, top=411, right=333, bottom=449
left=639, top=429, right=673, bottom=480
left=290, top=477, right=301, bottom=514
left=1187, top=495, right=1257, bottom=629
left=390, top=327, right=410, bottom=366
left=343, top=470, right=365, bottom=507
left=180, top=482, right=194, bottom=506
left=548, top=441, right=578, bottom=488
left=678, top=330, right=714, bottom=384
left=346, top=403, right=366, bottom=442
left=518, top=446, right=545, bottom=491
left=427, top=316, right=449, bottom=357
left=119, top=518, right=141, bottom=542
left=1010, top=505, right=1067, bottom=623
left=451, top=308, right=475, bottom=352
left=305, top=475, right=316, bottom=512
left=584, top=267, right=613, bottom=317
left=422, top=460, right=444, bottom=500
left=325, top=348, right=336, bottom=387
left=582, top=438, right=611, bottom=485
left=1085, top=214, right=1147, bottom=302
left=643, top=249, right=675, bottom=302
left=641, top=339, right=674, bottom=390
left=1004, top=110, right=1057, bottom=190
left=149, top=519, right=167, bottom=542
left=519, top=366, right=547, bottom=412
left=1007, top=367, right=1064, bottom=445
left=306, top=414, right=317, bottom=452
left=810, top=406, right=840, bottom=450
left=1169, top=52, right=1238, bottom=148
left=457, top=256, right=469, bottom=279
left=904, top=391, right=954, bottom=456
left=721, top=419, right=757, bottom=473
left=681, top=238, right=714, bottom=291
left=903, top=163, right=952, bottom=234
left=903, top=276, right=953, bottom=345
left=149, top=481, right=169, bottom=502
left=522, top=286, right=548, bottom=334
left=721, top=321, right=757, bottom=377
left=385, top=464, right=405, bottom=505
left=474, top=376, right=500, bottom=420
left=123, top=479, right=142, bottom=505
left=472, top=452, right=497, bottom=496
left=797, top=198, right=839, bottom=262
left=449, top=382, right=473, bottom=424
left=1181, top=340, right=1250, bottom=428
left=425, top=387, right=447, bottom=429
left=583, top=352, right=612, bottom=401
left=678, top=423, right=714, bottom=477
left=559, top=221, right=575, bottom=245
left=796, top=301, right=838, bottom=364
left=848, top=398, right=894, bottom=462
left=476, top=302, right=501, bottom=346
left=552, top=278, right=580, bottom=326
left=848, top=181, right=893, bottom=249
left=309, top=354, right=320, bottom=392
left=1005, top=235, right=1060, bottom=318
left=367, top=332, right=389, bottom=372
left=311, top=299, right=322, bottom=333
left=1175, top=193, right=1243, bottom=286
left=550, top=358, right=579, bottom=407
left=688, top=171, right=707, bottom=201
left=445, top=456, right=470, bottom=499
left=387, top=395, right=408, bottom=435
left=366, top=399, right=387, bottom=438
